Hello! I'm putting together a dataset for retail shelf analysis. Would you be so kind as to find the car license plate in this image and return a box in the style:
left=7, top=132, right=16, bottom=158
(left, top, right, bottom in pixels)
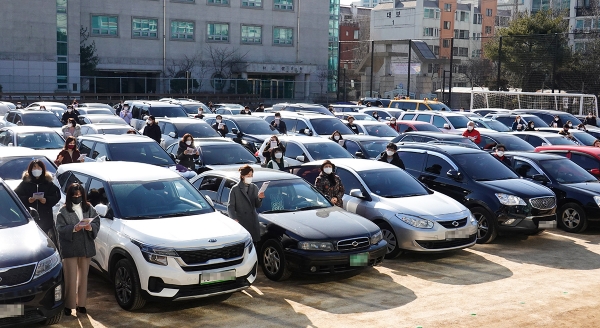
left=200, top=270, right=236, bottom=285
left=350, top=252, right=369, bottom=266
left=539, top=220, right=556, bottom=229
left=445, top=230, right=470, bottom=239
left=0, top=304, right=24, bottom=318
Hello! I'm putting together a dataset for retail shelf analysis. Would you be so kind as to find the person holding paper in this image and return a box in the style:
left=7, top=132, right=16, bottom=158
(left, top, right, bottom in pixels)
left=328, top=131, right=344, bottom=145
left=462, top=121, right=481, bottom=144
left=55, top=136, right=85, bottom=166
left=176, top=133, right=200, bottom=170
left=270, top=112, right=287, bottom=134
left=227, top=165, right=265, bottom=242
left=62, top=118, right=81, bottom=138
left=266, top=148, right=288, bottom=171
left=211, top=115, right=229, bottom=137
left=56, top=183, right=100, bottom=316
left=15, top=159, right=61, bottom=244
left=261, top=135, right=286, bottom=165
left=315, top=160, right=345, bottom=207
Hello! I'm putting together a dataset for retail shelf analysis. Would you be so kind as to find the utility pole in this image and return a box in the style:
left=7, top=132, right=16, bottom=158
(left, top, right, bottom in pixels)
left=369, top=40, right=374, bottom=97
left=448, top=38, right=454, bottom=107
left=407, top=40, right=412, bottom=98
left=497, top=36, right=502, bottom=91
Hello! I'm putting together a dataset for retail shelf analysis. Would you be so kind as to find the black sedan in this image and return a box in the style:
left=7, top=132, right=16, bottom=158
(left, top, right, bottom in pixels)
left=165, top=139, right=260, bottom=173
left=189, top=169, right=387, bottom=281
left=506, top=152, right=600, bottom=233
left=477, top=131, right=535, bottom=151
left=339, top=135, right=389, bottom=159
left=392, top=131, right=478, bottom=148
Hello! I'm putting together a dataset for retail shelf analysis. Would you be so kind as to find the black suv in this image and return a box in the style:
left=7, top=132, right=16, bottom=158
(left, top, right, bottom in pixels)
left=397, top=144, right=557, bottom=243
left=0, top=178, right=64, bottom=326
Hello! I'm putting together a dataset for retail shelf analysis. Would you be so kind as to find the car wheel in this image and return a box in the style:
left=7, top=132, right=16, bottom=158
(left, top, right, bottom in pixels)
left=377, top=222, right=402, bottom=259
left=113, top=259, right=146, bottom=311
left=43, top=309, right=63, bottom=325
left=558, top=203, right=588, bottom=233
left=471, top=207, right=498, bottom=244
left=261, top=239, right=292, bottom=281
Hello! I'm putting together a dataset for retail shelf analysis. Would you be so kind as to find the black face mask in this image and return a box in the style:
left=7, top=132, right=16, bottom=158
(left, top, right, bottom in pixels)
left=72, top=196, right=82, bottom=205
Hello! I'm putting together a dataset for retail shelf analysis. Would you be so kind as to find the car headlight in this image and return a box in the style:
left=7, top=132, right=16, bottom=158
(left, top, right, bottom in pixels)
left=33, top=251, right=61, bottom=280
left=370, top=230, right=383, bottom=245
left=245, top=237, right=254, bottom=253
left=396, top=214, right=434, bottom=229
left=298, top=241, right=333, bottom=251
left=594, top=196, right=600, bottom=208
left=469, top=212, right=478, bottom=226
left=495, top=193, right=527, bottom=206
left=132, top=240, right=178, bottom=266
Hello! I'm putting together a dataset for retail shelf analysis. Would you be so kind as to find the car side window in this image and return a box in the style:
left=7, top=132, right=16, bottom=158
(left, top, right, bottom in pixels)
left=57, top=172, right=72, bottom=190
left=400, top=135, right=415, bottom=142
left=92, top=142, right=108, bottom=160
left=15, top=114, right=23, bottom=125
left=570, top=153, right=599, bottom=170
left=478, top=135, right=497, bottom=150
left=416, top=114, right=432, bottom=123
left=0, top=130, right=10, bottom=145
left=163, top=123, right=176, bottom=137
left=6, top=113, right=16, bottom=123
left=401, top=113, right=415, bottom=121
left=336, top=168, right=363, bottom=194
left=62, top=172, right=90, bottom=193
left=285, top=142, right=304, bottom=158
left=398, top=151, right=427, bottom=171
left=86, top=179, right=111, bottom=217
left=400, top=102, right=417, bottom=111
left=197, top=176, right=223, bottom=202
left=432, top=116, right=446, bottom=128
left=344, top=140, right=361, bottom=157
left=224, top=120, right=237, bottom=132
left=398, top=123, right=410, bottom=133
left=513, top=160, right=541, bottom=179
left=527, top=135, right=544, bottom=147
left=281, top=118, right=297, bottom=132
left=220, top=179, right=237, bottom=204
left=80, top=126, right=89, bottom=135
left=295, top=166, right=321, bottom=185
left=424, top=154, right=454, bottom=176
left=295, top=119, right=309, bottom=133
left=79, top=140, right=94, bottom=157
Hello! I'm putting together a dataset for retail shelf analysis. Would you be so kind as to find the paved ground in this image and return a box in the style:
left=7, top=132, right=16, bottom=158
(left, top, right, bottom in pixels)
left=48, top=227, right=600, bottom=328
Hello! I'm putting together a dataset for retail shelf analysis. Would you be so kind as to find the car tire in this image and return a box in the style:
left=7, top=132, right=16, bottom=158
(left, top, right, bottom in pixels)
left=261, top=239, right=292, bottom=281
left=471, top=206, right=498, bottom=244
left=377, top=222, right=402, bottom=259
left=43, top=310, right=63, bottom=325
left=113, top=259, right=146, bottom=311
left=558, top=203, right=588, bottom=233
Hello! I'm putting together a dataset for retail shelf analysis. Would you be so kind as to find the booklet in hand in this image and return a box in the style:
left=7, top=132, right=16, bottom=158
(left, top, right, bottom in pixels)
left=32, top=192, right=44, bottom=199
left=338, top=139, right=345, bottom=145
left=78, top=218, right=93, bottom=226
left=78, top=154, right=87, bottom=161
left=258, top=181, right=270, bottom=194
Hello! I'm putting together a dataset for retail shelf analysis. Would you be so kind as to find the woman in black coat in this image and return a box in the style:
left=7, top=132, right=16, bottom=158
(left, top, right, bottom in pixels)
left=15, top=159, right=61, bottom=243
left=227, top=165, right=265, bottom=242
left=176, top=133, right=199, bottom=170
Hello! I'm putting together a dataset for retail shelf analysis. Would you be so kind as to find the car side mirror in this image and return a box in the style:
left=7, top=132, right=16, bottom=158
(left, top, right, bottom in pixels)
left=94, top=204, right=108, bottom=217
left=443, top=123, right=450, bottom=129
left=205, top=195, right=215, bottom=207
left=355, top=151, right=364, bottom=158
left=7, top=142, right=13, bottom=147
left=28, top=207, right=40, bottom=221
left=296, top=155, right=305, bottom=162
left=303, top=128, right=313, bottom=136
left=446, top=169, right=463, bottom=181
left=349, top=189, right=364, bottom=198
left=168, top=131, right=176, bottom=138
left=231, top=128, right=239, bottom=134
left=589, top=168, right=600, bottom=175
left=532, top=174, right=549, bottom=183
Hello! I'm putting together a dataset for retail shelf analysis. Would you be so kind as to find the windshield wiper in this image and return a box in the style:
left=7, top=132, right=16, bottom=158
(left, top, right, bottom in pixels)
left=262, top=209, right=296, bottom=214
left=295, top=205, right=329, bottom=211
left=158, top=212, right=194, bottom=218
left=235, top=161, right=254, bottom=164
left=385, top=194, right=424, bottom=198
left=123, top=215, right=160, bottom=220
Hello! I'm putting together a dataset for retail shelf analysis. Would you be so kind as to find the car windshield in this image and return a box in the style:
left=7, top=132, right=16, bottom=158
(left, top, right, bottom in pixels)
left=546, top=135, right=577, bottom=145
left=359, top=140, right=389, bottom=158
left=522, top=116, right=549, bottom=127
left=305, top=142, right=353, bottom=160
left=110, top=178, right=213, bottom=219
left=0, top=185, right=29, bottom=228
left=259, top=178, right=331, bottom=213
left=427, top=103, right=452, bottom=111
left=149, top=106, right=188, bottom=118
left=201, top=144, right=257, bottom=165
left=97, top=127, right=134, bottom=135
left=413, top=123, right=440, bottom=132
left=539, top=159, right=597, bottom=184
left=235, top=119, right=276, bottom=135
left=352, top=114, right=377, bottom=121
left=483, top=120, right=511, bottom=132
left=360, top=169, right=429, bottom=198
left=88, top=116, right=127, bottom=125
left=309, top=118, right=354, bottom=135
left=363, top=124, right=399, bottom=137
left=0, top=156, right=56, bottom=180
left=182, top=104, right=208, bottom=114
left=286, top=106, right=331, bottom=115
left=22, top=113, right=63, bottom=127
left=572, top=131, right=597, bottom=146
left=178, top=122, right=221, bottom=138
left=446, top=115, right=471, bottom=129
left=16, top=132, right=64, bottom=149
left=557, top=114, right=582, bottom=126
left=454, top=153, right=519, bottom=181
left=490, top=135, right=535, bottom=151
left=107, top=142, right=174, bottom=166
left=81, top=108, right=113, bottom=115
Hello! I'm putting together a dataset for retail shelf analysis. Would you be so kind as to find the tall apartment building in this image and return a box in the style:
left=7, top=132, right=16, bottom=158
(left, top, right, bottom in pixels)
left=351, top=0, right=393, bottom=8
left=339, top=5, right=372, bottom=70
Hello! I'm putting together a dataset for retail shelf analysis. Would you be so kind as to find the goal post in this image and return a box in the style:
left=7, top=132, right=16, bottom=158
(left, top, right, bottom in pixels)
left=470, top=90, right=598, bottom=116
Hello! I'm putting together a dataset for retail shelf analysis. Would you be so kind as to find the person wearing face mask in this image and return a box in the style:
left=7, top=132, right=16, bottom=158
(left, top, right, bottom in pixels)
left=388, top=118, right=399, bottom=132
left=492, top=144, right=511, bottom=167
left=525, top=121, right=536, bottom=131
left=242, top=106, right=252, bottom=115
left=511, top=116, right=527, bottom=131
left=212, top=115, right=229, bottom=137
left=270, top=112, right=287, bottom=134
left=143, top=115, right=162, bottom=143
left=583, top=112, right=597, bottom=127
left=227, top=165, right=265, bottom=243
left=462, top=121, right=481, bottom=144
left=176, top=133, right=200, bottom=170
left=377, top=143, right=405, bottom=169
left=15, top=160, right=61, bottom=245
left=119, top=104, right=132, bottom=125
left=267, top=147, right=288, bottom=170
left=55, top=136, right=85, bottom=166
left=372, top=111, right=380, bottom=121
left=56, top=183, right=100, bottom=316
left=194, top=107, right=205, bottom=119
left=559, top=123, right=574, bottom=140
left=315, top=160, right=344, bottom=207
left=577, top=123, right=588, bottom=132
left=549, top=115, right=562, bottom=128
left=61, top=105, right=80, bottom=125
left=255, top=103, right=265, bottom=113
left=62, top=117, right=82, bottom=138
left=329, top=130, right=344, bottom=144
left=593, top=139, right=600, bottom=148
left=262, top=135, right=286, bottom=165
left=346, top=116, right=360, bottom=134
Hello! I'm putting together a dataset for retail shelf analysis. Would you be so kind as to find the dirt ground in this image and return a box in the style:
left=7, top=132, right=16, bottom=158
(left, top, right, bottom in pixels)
left=48, top=227, right=600, bottom=328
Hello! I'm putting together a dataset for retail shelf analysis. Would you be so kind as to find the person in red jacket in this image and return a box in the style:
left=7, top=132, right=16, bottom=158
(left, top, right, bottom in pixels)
left=462, top=121, right=481, bottom=144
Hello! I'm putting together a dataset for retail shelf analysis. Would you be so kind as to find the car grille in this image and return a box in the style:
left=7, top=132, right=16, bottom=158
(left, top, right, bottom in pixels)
left=336, top=237, right=370, bottom=252
left=0, top=264, right=36, bottom=289
left=529, top=197, right=556, bottom=210
left=177, top=243, right=245, bottom=265
left=181, top=258, right=244, bottom=272
left=416, top=234, right=477, bottom=250
left=0, top=309, right=43, bottom=326
left=437, top=218, right=467, bottom=229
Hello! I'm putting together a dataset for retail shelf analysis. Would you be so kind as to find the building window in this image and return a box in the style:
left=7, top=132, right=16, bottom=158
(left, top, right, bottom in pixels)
left=486, top=9, right=493, bottom=16
left=443, top=21, right=451, bottom=29
left=354, top=30, right=359, bottom=39
left=274, top=0, right=293, bottom=10
left=91, top=15, right=118, bottom=36
left=454, top=29, right=469, bottom=39
left=273, top=27, right=293, bottom=45
left=423, top=27, right=439, bottom=36
left=171, top=21, right=194, bottom=40
left=452, top=47, right=469, bottom=57
left=424, top=8, right=440, bottom=19
left=396, top=11, right=401, bottom=17
left=472, top=32, right=481, bottom=40
left=472, top=49, right=482, bottom=57
left=485, top=26, right=492, bottom=34
left=456, top=11, right=469, bottom=22
left=444, top=3, right=452, bottom=11
left=443, top=39, right=450, bottom=48
left=241, top=25, right=262, bottom=43
left=208, top=0, right=228, bottom=4
left=474, top=13, right=482, bottom=24
left=132, top=18, right=158, bottom=38
left=242, top=0, right=262, bottom=7
left=207, top=23, right=229, bottom=41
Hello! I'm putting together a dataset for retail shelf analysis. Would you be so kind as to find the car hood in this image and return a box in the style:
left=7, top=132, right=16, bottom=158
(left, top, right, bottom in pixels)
left=376, top=193, right=467, bottom=221
left=5, top=179, right=22, bottom=190
left=243, top=134, right=273, bottom=143
left=479, top=179, right=554, bottom=198
left=0, top=221, right=56, bottom=265
left=564, top=182, right=600, bottom=195
left=205, top=163, right=261, bottom=170
left=260, top=206, right=378, bottom=240
left=119, top=212, right=250, bottom=248
left=33, top=149, right=62, bottom=161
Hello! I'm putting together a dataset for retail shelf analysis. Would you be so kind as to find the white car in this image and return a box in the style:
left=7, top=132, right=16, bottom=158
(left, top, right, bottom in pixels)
left=0, top=126, right=65, bottom=160
left=0, top=146, right=58, bottom=190
left=54, top=162, right=258, bottom=310
left=257, top=135, right=353, bottom=166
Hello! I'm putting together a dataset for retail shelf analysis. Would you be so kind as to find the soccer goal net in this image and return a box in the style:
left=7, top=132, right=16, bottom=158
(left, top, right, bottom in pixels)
left=470, top=90, right=598, bottom=116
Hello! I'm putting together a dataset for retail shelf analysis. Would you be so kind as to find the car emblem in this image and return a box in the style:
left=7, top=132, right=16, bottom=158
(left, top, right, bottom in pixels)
left=352, top=241, right=359, bottom=247
left=452, top=221, right=459, bottom=227
left=208, top=239, right=217, bottom=243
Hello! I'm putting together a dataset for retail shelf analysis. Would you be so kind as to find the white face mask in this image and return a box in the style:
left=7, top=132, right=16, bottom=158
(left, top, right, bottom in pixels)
left=68, top=108, right=73, bottom=112
left=185, top=140, right=192, bottom=145
left=467, top=126, right=474, bottom=131
left=198, top=110, right=202, bottom=114
left=496, top=151, right=504, bottom=157
left=146, top=120, right=152, bottom=125
left=568, top=123, right=573, bottom=128
left=323, top=167, right=333, bottom=174
left=530, top=124, right=535, bottom=128
left=334, top=135, right=340, bottom=140
left=216, top=119, right=222, bottom=123
left=555, top=118, right=559, bottom=121
left=386, top=150, right=394, bottom=156
left=31, top=169, right=43, bottom=178
left=244, top=177, right=253, bottom=184
left=275, top=152, right=283, bottom=159
left=275, top=117, right=280, bottom=121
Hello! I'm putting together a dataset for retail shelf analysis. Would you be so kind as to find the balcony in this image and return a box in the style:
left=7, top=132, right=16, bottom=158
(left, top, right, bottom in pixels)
left=575, top=6, right=597, bottom=17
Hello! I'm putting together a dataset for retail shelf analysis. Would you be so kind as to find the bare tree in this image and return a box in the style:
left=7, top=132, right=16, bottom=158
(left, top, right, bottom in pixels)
left=204, top=45, right=249, bottom=79
left=166, top=53, right=208, bottom=93
left=462, top=58, right=492, bottom=88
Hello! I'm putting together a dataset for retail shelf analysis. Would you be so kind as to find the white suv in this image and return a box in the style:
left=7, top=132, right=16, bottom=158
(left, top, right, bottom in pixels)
left=54, top=161, right=258, bottom=310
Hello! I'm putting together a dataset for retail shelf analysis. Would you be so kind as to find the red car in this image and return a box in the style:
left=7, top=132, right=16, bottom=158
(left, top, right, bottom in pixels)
left=535, top=145, right=600, bottom=179
left=395, top=120, right=441, bottom=133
